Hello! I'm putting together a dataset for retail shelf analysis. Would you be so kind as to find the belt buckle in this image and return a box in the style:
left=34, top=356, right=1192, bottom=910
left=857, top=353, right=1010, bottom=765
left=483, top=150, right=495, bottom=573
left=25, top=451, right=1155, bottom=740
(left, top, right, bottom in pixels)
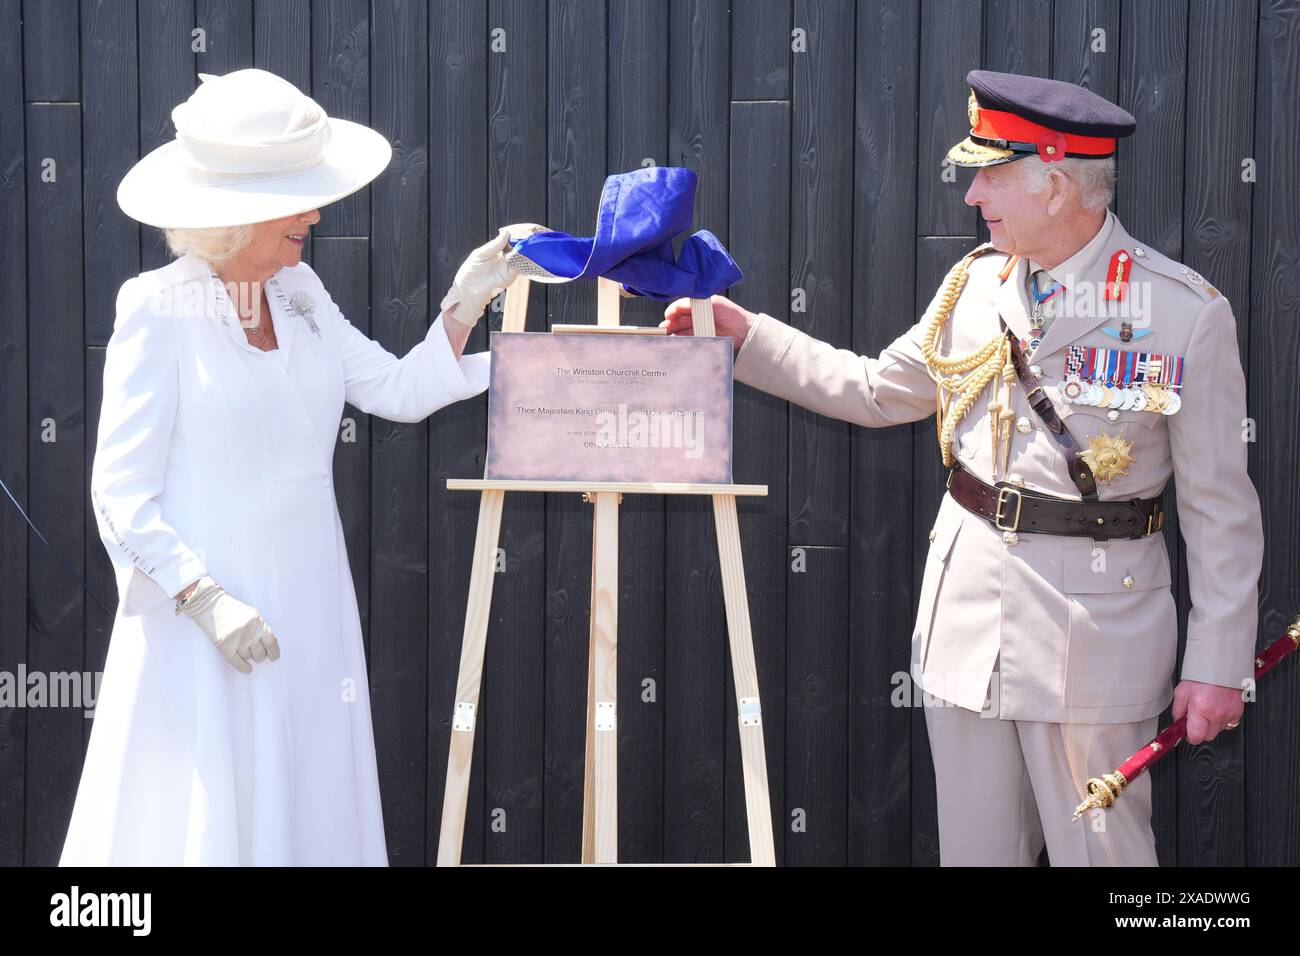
left=1145, top=504, right=1165, bottom=535
left=994, top=486, right=1023, bottom=532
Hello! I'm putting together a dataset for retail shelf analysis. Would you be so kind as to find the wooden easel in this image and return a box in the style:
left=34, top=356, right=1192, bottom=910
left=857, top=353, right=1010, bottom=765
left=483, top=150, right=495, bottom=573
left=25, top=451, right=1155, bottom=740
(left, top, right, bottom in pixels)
left=436, top=275, right=775, bottom=866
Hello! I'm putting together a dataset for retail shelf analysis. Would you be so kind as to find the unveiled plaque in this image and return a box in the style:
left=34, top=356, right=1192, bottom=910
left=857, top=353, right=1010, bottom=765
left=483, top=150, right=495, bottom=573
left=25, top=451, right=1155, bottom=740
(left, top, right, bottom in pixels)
left=486, top=331, right=733, bottom=483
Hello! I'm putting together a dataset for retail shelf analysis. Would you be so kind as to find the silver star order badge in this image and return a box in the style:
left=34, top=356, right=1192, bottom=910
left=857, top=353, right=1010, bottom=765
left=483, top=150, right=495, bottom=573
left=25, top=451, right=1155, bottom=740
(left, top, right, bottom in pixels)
left=288, top=291, right=321, bottom=338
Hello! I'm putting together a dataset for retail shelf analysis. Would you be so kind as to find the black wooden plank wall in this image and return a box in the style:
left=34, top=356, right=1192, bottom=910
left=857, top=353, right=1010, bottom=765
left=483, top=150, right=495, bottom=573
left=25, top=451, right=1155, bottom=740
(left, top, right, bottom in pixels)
left=0, top=0, right=1296, bottom=866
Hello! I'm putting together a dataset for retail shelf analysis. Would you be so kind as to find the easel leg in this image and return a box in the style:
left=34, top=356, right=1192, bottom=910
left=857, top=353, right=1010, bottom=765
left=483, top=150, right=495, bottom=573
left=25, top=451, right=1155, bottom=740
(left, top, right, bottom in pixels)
left=436, top=488, right=507, bottom=865
left=581, top=506, right=598, bottom=860
left=581, top=280, right=623, bottom=864
left=582, top=490, right=620, bottom=863
left=712, top=493, right=777, bottom=865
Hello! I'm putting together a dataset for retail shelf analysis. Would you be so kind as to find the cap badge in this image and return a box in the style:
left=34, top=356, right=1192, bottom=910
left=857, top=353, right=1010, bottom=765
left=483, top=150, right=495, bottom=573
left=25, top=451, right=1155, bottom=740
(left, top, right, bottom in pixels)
left=1036, top=130, right=1067, bottom=163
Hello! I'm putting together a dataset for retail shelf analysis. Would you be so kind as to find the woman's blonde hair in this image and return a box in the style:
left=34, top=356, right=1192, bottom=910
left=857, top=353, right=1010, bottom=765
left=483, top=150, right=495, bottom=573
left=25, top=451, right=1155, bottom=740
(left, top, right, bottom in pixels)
left=163, top=224, right=256, bottom=267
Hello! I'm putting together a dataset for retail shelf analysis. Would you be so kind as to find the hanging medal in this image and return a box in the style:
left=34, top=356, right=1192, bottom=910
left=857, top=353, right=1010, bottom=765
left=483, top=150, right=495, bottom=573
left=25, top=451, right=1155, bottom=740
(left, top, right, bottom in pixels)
left=1026, top=271, right=1061, bottom=360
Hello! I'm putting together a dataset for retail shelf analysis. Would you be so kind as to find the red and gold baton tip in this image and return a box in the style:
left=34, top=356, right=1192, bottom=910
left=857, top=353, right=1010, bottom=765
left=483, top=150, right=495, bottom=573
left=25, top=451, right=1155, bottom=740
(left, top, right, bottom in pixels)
left=1071, top=615, right=1300, bottom=822
left=1073, top=771, right=1129, bottom=820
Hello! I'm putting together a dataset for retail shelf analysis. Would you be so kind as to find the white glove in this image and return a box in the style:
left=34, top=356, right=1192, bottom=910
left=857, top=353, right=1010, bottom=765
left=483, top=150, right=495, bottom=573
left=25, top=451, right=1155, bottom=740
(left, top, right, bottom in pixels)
left=175, top=575, right=281, bottom=674
left=439, top=223, right=548, bottom=329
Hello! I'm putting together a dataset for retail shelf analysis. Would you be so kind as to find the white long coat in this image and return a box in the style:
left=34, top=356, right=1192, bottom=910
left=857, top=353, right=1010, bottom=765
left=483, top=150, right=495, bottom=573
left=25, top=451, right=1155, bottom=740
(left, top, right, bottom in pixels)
left=60, top=253, right=489, bottom=865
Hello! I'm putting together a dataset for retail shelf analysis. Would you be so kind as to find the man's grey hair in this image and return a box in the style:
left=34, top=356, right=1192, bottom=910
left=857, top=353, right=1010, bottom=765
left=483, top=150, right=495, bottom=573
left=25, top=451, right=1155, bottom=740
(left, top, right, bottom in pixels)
left=163, top=224, right=256, bottom=267
left=1016, top=156, right=1116, bottom=212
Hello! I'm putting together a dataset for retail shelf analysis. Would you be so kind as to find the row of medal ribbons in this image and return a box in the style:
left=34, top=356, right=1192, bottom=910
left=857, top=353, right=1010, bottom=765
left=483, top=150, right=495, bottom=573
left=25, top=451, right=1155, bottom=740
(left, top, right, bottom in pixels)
left=1058, top=345, right=1183, bottom=415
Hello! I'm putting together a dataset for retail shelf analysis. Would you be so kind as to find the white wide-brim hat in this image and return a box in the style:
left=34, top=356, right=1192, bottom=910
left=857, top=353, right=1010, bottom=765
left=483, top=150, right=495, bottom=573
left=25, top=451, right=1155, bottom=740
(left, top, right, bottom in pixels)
left=117, top=68, right=392, bottom=229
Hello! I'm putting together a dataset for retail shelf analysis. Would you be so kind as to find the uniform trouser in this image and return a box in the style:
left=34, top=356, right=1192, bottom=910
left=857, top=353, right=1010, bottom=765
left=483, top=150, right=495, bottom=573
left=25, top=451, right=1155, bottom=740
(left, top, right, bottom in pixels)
left=923, top=699, right=1161, bottom=866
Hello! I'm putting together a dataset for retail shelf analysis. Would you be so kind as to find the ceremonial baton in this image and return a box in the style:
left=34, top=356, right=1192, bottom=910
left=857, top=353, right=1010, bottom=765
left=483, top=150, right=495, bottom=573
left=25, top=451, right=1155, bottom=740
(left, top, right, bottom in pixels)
left=1072, top=615, right=1300, bottom=821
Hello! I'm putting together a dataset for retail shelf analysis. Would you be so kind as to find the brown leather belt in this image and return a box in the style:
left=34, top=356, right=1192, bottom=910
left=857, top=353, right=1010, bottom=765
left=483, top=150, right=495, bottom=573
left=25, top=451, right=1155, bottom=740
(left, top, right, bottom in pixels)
left=947, top=465, right=1164, bottom=539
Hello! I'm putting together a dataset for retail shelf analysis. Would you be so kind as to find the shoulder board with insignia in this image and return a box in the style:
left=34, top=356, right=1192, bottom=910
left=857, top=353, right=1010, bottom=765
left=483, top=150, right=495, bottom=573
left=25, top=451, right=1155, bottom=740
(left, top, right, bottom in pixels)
left=967, top=241, right=1008, bottom=265
left=1126, top=243, right=1222, bottom=302
left=961, top=241, right=1014, bottom=276
left=939, top=242, right=1008, bottom=287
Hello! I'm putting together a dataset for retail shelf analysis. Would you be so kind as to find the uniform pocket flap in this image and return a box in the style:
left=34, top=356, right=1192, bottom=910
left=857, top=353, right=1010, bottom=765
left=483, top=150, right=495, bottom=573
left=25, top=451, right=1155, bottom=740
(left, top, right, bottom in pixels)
left=1063, top=536, right=1172, bottom=593
left=927, top=498, right=965, bottom=564
left=1060, top=401, right=1163, bottom=431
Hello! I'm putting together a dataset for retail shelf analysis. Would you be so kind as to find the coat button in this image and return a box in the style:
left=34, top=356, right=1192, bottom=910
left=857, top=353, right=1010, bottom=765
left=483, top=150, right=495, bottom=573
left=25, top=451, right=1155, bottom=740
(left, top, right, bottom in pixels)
left=928, top=529, right=936, bottom=542
left=1015, top=416, right=1032, bottom=434
left=1002, top=531, right=1019, bottom=546
left=1123, top=574, right=1136, bottom=589
left=1029, top=364, right=1043, bottom=379
left=1008, top=472, right=1024, bottom=486
left=1134, top=247, right=1145, bottom=258
left=1107, top=409, right=1120, bottom=422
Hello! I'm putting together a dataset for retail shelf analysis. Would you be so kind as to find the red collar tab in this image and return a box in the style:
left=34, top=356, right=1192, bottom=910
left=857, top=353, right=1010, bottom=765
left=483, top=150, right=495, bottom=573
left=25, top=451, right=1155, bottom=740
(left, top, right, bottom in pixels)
left=1103, top=249, right=1131, bottom=300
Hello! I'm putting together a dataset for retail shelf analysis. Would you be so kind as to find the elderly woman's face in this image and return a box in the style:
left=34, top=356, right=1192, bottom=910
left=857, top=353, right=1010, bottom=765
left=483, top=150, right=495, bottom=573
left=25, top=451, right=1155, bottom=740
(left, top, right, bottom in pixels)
left=244, top=208, right=322, bottom=272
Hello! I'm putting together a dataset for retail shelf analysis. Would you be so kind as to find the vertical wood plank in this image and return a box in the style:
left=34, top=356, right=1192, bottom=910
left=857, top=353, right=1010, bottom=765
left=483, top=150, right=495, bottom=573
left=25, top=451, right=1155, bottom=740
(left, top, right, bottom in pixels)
left=1116, top=0, right=1186, bottom=257
left=0, top=0, right=29, bottom=868
left=253, top=0, right=309, bottom=89
left=727, top=98, right=790, bottom=865
left=368, top=0, right=429, bottom=866
left=1051, top=0, right=1120, bottom=97
left=851, top=0, right=921, bottom=865
left=1116, top=0, right=1186, bottom=866
left=79, top=0, right=138, bottom=732
left=252, top=0, right=311, bottom=260
left=313, top=0, right=369, bottom=237
left=665, top=0, right=730, bottom=862
left=81, top=0, right=140, bottom=347
left=480, top=0, right=548, bottom=865
left=982, top=0, right=1051, bottom=76
left=731, top=0, right=790, bottom=101
left=195, top=0, right=253, bottom=74
left=137, top=0, right=195, bottom=271
left=917, top=0, right=981, bottom=237
left=24, top=102, right=84, bottom=865
left=1176, top=0, right=1258, bottom=868
left=1246, top=0, right=1300, bottom=869
left=23, top=0, right=80, bottom=102
left=608, top=0, right=670, bottom=863
left=767, top=4, right=854, bottom=863
left=785, top=545, right=848, bottom=864
left=426, top=0, right=492, bottom=866
left=544, top=0, right=607, bottom=863
left=460, top=0, right=547, bottom=869
left=786, top=0, right=854, bottom=548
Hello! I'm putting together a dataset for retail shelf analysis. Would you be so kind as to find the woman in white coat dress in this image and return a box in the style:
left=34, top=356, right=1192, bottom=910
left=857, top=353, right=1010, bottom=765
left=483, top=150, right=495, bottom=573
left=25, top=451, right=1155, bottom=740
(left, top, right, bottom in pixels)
left=60, top=69, right=530, bottom=865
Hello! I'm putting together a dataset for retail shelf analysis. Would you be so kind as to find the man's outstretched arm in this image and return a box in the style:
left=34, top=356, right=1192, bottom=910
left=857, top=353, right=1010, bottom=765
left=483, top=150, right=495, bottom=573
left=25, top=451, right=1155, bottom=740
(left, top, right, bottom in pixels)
left=662, top=295, right=938, bottom=428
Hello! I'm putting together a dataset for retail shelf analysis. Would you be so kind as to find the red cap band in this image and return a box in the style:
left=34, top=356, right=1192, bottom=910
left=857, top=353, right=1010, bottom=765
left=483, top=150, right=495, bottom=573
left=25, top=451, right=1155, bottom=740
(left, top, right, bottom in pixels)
left=973, top=106, right=1116, bottom=159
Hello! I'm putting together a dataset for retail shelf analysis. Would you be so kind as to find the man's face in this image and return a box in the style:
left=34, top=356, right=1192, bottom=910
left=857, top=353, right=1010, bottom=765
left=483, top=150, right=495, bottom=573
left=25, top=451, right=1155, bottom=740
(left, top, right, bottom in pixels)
left=963, top=160, right=1053, bottom=257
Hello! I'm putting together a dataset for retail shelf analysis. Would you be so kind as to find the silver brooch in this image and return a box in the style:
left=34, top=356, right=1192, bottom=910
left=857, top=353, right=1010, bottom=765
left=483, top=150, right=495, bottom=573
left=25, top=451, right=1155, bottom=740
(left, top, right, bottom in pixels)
left=287, top=291, right=321, bottom=338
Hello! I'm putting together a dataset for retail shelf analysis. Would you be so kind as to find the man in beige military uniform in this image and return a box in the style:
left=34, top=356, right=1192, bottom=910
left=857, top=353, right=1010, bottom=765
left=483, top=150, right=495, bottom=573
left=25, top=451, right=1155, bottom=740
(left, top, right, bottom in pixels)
left=663, top=70, right=1263, bottom=865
